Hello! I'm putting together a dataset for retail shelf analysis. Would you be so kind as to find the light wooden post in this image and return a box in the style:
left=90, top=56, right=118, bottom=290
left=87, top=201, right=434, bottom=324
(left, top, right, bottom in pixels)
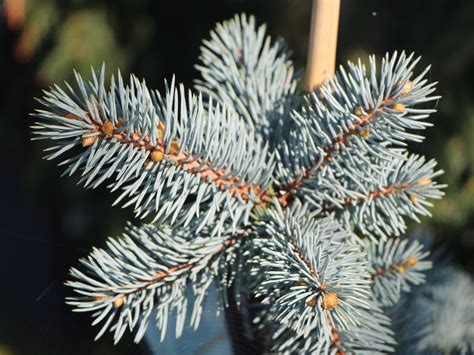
left=305, top=0, right=341, bottom=91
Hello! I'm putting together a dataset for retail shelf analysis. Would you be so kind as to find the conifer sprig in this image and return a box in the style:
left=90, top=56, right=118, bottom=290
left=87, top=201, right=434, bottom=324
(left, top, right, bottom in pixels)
left=66, top=223, right=247, bottom=344
left=251, top=204, right=379, bottom=349
left=365, top=237, right=432, bottom=306
left=276, top=52, right=440, bottom=207
left=32, top=68, right=273, bottom=234
left=30, top=13, right=446, bottom=353
left=312, top=152, right=445, bottom=240
left=195, top=13, right=299, bottom=143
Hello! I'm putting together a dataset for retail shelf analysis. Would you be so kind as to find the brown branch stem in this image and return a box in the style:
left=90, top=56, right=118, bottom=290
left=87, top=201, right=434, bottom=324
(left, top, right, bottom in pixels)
left=75, top=115, right=271, bottom=203
left=326, top=312, right=346, bottom=355
left=289, top=238, right=328, bottom=293
left=94, top=232, right=244, bottom=303
left=371, top=256, right=418, bottom=279
left=322, top=182, right=413, bottom=214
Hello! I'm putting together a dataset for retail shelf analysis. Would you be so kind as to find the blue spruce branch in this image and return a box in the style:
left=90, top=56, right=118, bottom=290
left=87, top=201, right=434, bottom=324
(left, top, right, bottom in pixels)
left=30, top=13, right=447, bottom=354
left=32, top=68, right=274, bottom=235
left=365, top=237, right=432, bottom=306
left=250, top=203, right=394, bottom=353
left=66, top=222, right=249, bottom=344
left=195, top=14, right=299, bottom=144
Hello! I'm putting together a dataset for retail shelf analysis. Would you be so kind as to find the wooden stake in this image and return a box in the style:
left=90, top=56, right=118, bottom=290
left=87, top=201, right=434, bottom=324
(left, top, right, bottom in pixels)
left=305, top=0, right=341, bottom=91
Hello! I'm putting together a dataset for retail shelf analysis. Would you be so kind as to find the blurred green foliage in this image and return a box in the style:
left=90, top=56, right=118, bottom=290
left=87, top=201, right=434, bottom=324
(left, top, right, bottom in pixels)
left=38, top=8, right=126, bottom=81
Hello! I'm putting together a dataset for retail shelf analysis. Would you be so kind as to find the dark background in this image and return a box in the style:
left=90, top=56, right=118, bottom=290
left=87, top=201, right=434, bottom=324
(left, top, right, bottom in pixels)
left=1, top=0, right=473, bottom=354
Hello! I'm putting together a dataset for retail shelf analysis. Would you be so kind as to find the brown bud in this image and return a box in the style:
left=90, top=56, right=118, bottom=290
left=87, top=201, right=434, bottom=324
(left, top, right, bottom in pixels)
left=354, top=106, right=363, bottom=117
left=399, top=80, right=414, bottom=95
left=150, top=150, right=164, bottom=163
left=322, top=293, right=339, bottom=310
left=360, top=128, right=370, bottom=138
left=306, top=297, right=317, bottom=307
left=114, top=295, right=125, bottom=308
left=81, top=134, right=98, bottom=147
left=409, top=194, right=418, bottom=204
left=417, top=177, right=432, bottom=187
left=296, top=281, right=306, bottom=287
left=396, top=265, right=406, bottom=273
left=392, top=103, right=406, bottom=112
left=116, top=117, right=124, bottom=128
left=405, top=256, right=418, bottom=267
left=169, top=141, right=180, bottom=155
left=101, top=121, right=114, bottom=135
